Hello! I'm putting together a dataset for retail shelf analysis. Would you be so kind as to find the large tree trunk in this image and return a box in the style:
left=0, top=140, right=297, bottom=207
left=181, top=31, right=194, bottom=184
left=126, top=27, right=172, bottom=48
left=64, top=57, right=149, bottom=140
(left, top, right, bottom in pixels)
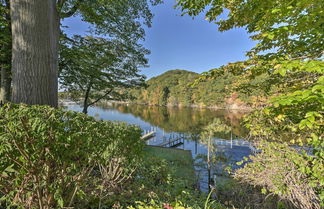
left=0, top=67, right=11, bottom=103
left=11, top=0, right=58, bottom=107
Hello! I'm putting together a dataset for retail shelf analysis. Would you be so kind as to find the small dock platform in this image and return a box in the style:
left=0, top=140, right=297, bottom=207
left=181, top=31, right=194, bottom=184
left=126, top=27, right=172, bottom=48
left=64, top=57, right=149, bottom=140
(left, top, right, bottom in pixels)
left=141, top=131, right=156, bottom=140
left=159, top=137, right=184, bottom=148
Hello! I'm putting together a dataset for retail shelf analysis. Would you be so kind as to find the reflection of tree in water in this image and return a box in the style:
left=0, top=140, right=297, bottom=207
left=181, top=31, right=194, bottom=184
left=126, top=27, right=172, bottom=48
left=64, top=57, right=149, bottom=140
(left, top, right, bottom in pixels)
left=223, top=111, right=249, bottom=139
left=104, top=103, right=248, bottom=138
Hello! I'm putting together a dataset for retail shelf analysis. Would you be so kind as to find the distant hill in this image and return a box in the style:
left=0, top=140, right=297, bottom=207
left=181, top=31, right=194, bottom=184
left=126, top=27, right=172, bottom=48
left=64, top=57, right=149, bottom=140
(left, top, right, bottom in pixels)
left=129, top=69, right=268, bottom=109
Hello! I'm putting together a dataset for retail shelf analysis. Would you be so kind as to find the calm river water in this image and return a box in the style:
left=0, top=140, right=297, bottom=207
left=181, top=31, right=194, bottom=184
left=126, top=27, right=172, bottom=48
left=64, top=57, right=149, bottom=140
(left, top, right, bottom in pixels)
left=67, top=103, right=253, bottom=191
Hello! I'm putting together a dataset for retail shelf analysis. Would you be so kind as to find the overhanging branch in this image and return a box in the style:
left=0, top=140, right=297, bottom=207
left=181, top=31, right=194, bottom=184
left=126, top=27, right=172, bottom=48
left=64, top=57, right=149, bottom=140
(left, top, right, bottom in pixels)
left=87, top=89, right=114, bottom=107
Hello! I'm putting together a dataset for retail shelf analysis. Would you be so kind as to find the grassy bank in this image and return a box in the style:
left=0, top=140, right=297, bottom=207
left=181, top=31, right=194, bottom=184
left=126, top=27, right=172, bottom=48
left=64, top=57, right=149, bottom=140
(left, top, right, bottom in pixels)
left=128, top=146, right=225, bottom=208
left=144, top=146, right=196, bottom=186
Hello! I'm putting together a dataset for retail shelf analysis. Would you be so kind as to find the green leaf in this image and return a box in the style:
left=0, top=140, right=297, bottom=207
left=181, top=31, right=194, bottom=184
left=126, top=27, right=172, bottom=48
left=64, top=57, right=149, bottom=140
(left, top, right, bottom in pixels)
left=57, top=198, right=64, bottom=208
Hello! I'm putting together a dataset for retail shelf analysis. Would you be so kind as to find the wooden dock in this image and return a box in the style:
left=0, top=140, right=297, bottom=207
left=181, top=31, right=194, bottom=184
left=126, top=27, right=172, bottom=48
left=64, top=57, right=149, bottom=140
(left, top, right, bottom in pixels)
left=159, top=138, right=184, bottom=148
left=141, top=131, right=156, bottom=140
left=158, top=134, right=186, bottom=148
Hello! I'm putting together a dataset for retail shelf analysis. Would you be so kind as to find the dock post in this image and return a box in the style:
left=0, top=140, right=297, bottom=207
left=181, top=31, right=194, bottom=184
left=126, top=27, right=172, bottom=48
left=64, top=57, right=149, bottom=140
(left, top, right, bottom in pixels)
left=230, top=131, right=233, bottom=149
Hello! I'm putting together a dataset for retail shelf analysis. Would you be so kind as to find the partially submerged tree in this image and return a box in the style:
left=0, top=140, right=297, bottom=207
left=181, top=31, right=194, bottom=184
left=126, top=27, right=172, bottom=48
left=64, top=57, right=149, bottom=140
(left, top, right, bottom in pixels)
left=59, top=35, right=148, bottom=114
left=10, top=0, right=159, bottom=107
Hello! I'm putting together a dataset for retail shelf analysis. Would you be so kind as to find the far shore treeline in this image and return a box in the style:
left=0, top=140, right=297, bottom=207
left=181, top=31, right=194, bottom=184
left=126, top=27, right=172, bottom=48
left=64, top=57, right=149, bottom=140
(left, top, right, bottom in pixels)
left=128, top=69, right=271, bottom=109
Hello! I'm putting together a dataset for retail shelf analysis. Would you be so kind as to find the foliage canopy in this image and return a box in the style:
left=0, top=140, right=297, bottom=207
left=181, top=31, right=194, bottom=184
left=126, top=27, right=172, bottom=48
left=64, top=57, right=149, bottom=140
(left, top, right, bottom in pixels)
left=176, top=0, right=324, bottom=207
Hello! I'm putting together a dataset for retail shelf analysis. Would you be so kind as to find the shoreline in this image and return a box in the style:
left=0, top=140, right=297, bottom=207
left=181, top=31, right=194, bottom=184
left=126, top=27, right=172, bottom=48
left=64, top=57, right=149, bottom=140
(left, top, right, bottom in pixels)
left=97, top=100, right=254, bottom=112
left=59, top=99, right=256, bottom=112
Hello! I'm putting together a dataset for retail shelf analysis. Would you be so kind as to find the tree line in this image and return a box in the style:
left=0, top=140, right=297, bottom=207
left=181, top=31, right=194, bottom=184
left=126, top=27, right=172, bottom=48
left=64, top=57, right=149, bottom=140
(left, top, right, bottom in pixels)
left=130, top=69, right=271, bottom=109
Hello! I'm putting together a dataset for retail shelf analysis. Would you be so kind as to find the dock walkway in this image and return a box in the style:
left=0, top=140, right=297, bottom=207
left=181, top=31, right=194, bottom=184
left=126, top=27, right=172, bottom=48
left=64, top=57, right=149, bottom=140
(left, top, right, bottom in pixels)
left=141, top=131, right=156, bottom=140
left=159, top=137, right=184, bottom=147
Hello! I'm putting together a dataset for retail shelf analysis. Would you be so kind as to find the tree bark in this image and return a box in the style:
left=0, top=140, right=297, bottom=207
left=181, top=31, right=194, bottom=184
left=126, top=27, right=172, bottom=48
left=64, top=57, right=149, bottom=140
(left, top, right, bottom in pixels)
left=0, top=67, right=11, bottom=103
left=11, top=0, right=58, bottom=107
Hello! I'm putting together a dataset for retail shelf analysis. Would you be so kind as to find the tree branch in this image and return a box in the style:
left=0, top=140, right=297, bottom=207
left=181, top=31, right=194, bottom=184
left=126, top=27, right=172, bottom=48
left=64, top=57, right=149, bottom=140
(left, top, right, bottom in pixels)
left=76, top=82, right=85, bottom=92
left=60, top=0, right=83, bottom=19
left=87, top=89, right=114, bottom=107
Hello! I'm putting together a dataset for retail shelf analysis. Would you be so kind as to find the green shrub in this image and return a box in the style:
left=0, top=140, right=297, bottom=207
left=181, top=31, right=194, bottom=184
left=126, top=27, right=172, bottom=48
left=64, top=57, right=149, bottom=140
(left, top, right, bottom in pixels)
left=127, top=190, right=224, bottom=209
left=215, top=176, right=284, bottom=209
left=234, top=141, right=322, bottom=209
left=0, top=103, right=143, bottom=208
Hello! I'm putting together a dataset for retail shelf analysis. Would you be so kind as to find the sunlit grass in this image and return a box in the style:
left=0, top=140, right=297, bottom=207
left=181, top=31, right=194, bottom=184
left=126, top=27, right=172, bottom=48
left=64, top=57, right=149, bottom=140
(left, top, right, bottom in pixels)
left=144, top=146, right=196, bottom=186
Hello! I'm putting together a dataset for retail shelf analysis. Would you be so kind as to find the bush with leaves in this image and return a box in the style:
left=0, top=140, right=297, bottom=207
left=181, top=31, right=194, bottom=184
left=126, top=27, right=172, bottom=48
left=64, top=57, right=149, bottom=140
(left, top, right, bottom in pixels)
left=235, top=141, right=322, bottom=209
left=237, top=63, right=324, bottom=209
left=215, top=177, right=285, bottom=209
left=0, top=103, right=143, bottom=208
left=128, top=191, right=223, bottom=209
left=176, top=0, right=324, bottom=208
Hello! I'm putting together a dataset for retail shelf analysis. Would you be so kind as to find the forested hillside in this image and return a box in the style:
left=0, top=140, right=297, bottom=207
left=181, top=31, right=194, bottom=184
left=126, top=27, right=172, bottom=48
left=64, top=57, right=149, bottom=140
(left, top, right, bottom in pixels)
left=130, top=69, right=271, bottom=109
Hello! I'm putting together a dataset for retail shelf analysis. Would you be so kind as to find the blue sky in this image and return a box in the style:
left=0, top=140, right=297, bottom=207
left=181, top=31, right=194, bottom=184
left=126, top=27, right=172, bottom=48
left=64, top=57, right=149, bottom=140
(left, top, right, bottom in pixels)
left=62, top=0, right=256, bottom=79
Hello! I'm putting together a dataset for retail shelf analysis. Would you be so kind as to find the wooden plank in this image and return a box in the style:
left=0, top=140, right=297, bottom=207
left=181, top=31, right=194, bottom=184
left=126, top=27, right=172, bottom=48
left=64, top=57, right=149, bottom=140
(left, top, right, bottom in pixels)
left=141, top=131, right=156, bottom=140
left=159, top=138, right=183, bottom=147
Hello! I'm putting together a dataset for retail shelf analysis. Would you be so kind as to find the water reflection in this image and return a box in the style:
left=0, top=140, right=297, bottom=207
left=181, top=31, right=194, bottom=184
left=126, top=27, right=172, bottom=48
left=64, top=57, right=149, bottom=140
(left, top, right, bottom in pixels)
left=103, top=103, right=249, bottom=139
